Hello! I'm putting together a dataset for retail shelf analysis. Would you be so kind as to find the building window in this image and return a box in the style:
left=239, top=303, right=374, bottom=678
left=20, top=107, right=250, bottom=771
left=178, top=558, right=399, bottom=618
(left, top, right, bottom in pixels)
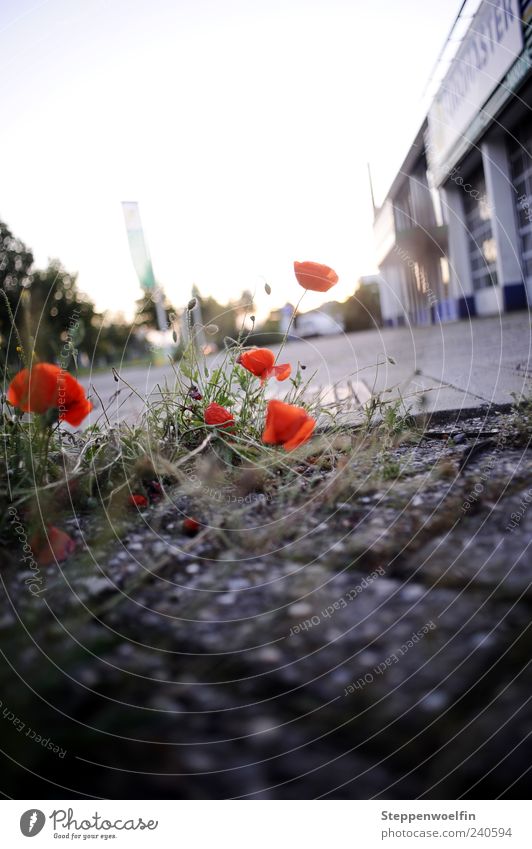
left=508, top=121, right=532, bottom=286
left=463, top=168, right=498, bottom=290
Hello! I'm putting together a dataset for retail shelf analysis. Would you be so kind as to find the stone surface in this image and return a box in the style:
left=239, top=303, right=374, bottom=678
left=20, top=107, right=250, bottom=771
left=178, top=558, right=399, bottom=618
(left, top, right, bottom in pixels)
left=1, top=408, right=531, bottom=798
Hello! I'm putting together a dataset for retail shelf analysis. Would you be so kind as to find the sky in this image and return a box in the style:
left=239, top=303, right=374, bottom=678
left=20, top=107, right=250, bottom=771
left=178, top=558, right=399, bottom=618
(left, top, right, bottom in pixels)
left=0, top=0, right=465, bottom=321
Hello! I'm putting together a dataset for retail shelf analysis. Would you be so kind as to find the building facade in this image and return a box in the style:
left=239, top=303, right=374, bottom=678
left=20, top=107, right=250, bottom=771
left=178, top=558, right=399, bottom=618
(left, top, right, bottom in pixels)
left=374, top=0, right=532, bottom=326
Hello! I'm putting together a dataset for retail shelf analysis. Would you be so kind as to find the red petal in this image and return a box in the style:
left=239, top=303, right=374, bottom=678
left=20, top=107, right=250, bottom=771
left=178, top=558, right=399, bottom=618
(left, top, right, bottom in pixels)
left=129, top=494, right=148, bottom=508
left=7, top=363, right=92, bottom=424
left=273, top=363, right=291, bottom=381
left=7, top=364, right=61, bottom=413
left=262, top=399, right=309, bottom=444
left=32, top=526, right=76, bottom=566
left=204, top=402, right=235, bottom=429
left=283, top=416, right=316, bottom=450
left=294, top=261, right=338, bottom=292
left=239, top=348, right=275, bottom=377
left=183, top=517, right=200, bottom=535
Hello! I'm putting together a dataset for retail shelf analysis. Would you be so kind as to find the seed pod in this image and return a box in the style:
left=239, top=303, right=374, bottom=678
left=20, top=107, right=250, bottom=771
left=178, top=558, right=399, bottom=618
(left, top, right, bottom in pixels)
left=264, top=283, right=272, bottom=295
left=187, top=298, right=197, bottom=311
left=189, top=386, right=203, bottom=400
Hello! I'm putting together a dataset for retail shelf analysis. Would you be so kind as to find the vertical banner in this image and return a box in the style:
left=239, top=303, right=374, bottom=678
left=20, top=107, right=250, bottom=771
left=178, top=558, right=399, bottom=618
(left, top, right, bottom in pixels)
left=121, top=202, right=156, bottom=291
left=121, top=201, right=166, bottom=331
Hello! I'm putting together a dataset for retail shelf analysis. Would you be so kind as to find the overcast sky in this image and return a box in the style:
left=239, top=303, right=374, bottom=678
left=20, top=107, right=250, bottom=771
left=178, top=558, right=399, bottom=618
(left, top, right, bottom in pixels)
left=1, top=0, right=464, bottom=320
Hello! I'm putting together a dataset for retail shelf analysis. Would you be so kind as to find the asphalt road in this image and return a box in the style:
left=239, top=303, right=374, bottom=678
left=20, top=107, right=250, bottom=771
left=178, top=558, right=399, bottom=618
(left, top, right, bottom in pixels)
left=85, top=312, right=532, bottom=426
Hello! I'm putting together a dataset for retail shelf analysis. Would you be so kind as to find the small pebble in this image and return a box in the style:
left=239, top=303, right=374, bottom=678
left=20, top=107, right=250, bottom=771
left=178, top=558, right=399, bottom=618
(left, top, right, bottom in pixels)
left=471, top=631, right=496, bottom=650
left=248, top=716, right=278, bottom=737
left=421, top=691, right=449, bottom=712
left=401, top=584, right=425, bottom=601
left=256, top=647, right=282, bottom=664
left=288, top=602, right=313, bottom=617
left=218, top=592, right=236, bottom=605
left=228, top=578, right=250, bottom=590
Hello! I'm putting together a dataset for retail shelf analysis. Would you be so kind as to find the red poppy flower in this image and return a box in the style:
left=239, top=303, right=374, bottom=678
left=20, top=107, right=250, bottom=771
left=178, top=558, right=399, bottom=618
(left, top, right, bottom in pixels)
left=31, top=526, right=76, bottom=566
left=294, top=261, right=338, bottom=293
left=204, top=402, right=234, bottom=430
left=183, top=517, right=200, bottom=535
left=262, top=399, right=316, bottom=451
left=7, top=363, right=93, bottom=426
left=237, top=348, right=291, bottom=382
left=129, top=493, right=148, bottom=508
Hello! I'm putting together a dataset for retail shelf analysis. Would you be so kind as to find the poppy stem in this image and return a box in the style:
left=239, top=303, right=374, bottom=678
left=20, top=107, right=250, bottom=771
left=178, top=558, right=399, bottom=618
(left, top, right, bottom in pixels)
left=39, top=422, right=54, bottom=485
left=0, top=288, right=28, bottom=368
left=274, top=291, right=306, bottom=365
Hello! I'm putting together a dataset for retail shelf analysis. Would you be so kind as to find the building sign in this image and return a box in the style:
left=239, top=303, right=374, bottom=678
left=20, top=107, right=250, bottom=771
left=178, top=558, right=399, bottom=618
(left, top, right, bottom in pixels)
left=427, top=0, right=523, bottom=181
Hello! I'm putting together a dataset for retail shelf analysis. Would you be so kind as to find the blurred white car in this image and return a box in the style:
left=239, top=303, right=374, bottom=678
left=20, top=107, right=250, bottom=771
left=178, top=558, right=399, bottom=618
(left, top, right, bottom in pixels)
left=295, top=311, right=343, bottom=338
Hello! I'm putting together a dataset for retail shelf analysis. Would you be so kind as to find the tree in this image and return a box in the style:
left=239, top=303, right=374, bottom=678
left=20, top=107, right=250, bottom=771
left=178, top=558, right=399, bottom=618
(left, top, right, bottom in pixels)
left=0, top=219, right=34, bottom=360
left=190, top=289, right=256, bottom=348
left=343, top=285, right=382, bottom=332
left=94, top=313, right=149, bottom=365
left=134, top=290, right=176, bottom=330
left=29, top=260, right=99, bottom=365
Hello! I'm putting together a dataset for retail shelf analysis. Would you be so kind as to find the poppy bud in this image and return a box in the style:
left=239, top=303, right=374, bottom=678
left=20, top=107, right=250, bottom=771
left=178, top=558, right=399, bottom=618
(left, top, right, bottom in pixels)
left=187, top=298, right=197, bottom=311
left=183, top=517, right=200, bottom=535
left=129, top=494, right=148, bottom=508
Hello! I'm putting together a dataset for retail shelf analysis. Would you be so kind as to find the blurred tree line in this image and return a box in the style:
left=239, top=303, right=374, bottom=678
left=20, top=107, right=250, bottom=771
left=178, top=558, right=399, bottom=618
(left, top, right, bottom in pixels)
left=0, top=218, right=258, bottom=372
left=0, top=218, right=154, bottom=370
left=134, top=285, right=255, bottom=353
left=190, top=285, right=255, bottom=347
left=1, top=216, right=382, bottom=376
left=342, top=282, right=382, bottom=332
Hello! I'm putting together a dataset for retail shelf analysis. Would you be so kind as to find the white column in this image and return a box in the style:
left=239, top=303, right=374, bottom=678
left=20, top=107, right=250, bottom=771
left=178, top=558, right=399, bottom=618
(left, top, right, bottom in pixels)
left=377, top=262, right=406, bottom=325
left=481, top=134, right=524, bottom=312
left=441, top=183, right=474, bottom=318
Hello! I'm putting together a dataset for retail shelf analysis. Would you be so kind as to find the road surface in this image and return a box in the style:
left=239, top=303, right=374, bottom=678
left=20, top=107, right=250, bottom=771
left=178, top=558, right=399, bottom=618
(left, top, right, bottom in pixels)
left=85, top=312, right=531, bottom=426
